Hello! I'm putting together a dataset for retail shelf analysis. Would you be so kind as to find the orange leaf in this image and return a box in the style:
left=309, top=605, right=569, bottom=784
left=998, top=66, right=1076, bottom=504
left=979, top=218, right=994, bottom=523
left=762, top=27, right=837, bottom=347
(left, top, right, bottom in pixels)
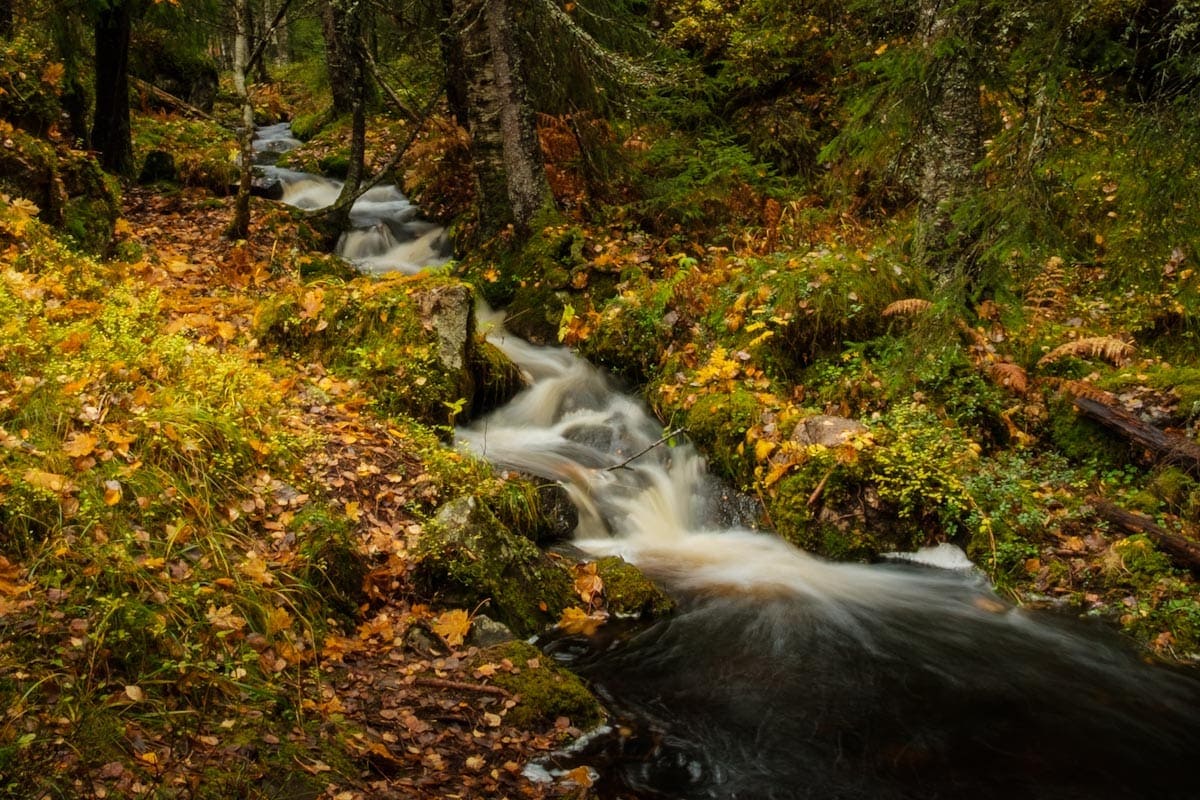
left=23, top=468, right=76, bottom=495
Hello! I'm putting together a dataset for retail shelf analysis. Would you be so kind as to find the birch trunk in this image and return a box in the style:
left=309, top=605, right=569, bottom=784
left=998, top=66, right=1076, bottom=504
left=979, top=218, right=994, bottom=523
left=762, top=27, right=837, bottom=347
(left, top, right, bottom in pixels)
left=227, top=0, right=255, bottom=239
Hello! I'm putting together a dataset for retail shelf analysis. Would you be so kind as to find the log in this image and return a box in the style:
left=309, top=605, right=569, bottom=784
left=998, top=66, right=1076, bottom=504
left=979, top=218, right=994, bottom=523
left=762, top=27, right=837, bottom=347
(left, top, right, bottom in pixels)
left=1073, top=396, right=1200, bottom=475
left=132, top=77, right=216, bottom=122
left=1092, top=499, right=1200, bottom=573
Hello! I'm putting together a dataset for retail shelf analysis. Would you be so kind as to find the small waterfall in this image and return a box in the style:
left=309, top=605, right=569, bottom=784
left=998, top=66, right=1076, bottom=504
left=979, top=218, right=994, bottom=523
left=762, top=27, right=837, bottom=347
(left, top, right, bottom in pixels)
left=250, top=123, right=451, bottom=274
left=461, top=311, right=1200, bottom=800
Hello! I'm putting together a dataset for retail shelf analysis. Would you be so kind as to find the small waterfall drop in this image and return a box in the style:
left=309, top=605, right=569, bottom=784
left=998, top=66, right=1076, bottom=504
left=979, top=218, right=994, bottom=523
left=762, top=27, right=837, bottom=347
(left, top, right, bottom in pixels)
left=460, top=311, right=1200, bottom=800
left=251, top=124, right=451, bottom=274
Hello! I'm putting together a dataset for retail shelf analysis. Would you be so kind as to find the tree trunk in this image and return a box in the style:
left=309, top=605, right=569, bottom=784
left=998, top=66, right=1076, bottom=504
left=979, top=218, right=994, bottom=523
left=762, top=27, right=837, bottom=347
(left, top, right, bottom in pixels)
left=92, top=0, right=134, bottom=176
left=322, top=0, right=366, bottom=117
left=439, top=0, right=470, bottom=129
left=0, top=0, right=14, bottom=38
left=449, top=0, right=554, bottom=238
left=226, top=0, right=255, bottom=239
left=914, top=0, right=981, bottom=282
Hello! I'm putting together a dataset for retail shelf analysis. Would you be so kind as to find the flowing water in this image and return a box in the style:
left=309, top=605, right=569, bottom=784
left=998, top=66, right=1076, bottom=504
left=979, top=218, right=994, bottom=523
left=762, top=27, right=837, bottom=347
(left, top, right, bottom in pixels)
left=251, top=123, right=451, bottom=275
left=461, top=315, right=1200, bottom=800
left=254, top=123, right=1200, bottom=798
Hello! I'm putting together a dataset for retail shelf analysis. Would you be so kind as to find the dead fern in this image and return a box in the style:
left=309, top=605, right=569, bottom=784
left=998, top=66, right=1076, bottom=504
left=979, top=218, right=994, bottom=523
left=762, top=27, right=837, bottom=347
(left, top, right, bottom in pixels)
left=1038, top=336, right=1134, bottom=368
left=882, top=298, right=932, bottom=317
left=988, top=362, right=1029, bottom=395
left=1048, top=378, right=1117, bottom=404
left=1024, top=255, right=1069, bottom=313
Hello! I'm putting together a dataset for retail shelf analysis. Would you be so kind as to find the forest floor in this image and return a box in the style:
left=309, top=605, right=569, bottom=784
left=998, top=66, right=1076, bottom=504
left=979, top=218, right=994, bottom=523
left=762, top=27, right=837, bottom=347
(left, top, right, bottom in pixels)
left=13, top=185, right=591, bottom=799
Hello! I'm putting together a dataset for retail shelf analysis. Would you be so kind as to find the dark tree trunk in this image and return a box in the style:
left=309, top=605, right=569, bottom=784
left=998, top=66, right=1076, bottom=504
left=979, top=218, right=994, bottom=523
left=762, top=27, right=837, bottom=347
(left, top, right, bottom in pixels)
left=322, top=0, right=368, bottom=117
left=449, top=0, right=554, bottom=237
left=52, top=12, right=90, bottom=147
left=0, top=0, right=14, bottom=38
left=92, top=0, right=134, bottom=176
left=914, top=0, right=982, bottom=282
left=439, top=0, right=470, bottom=129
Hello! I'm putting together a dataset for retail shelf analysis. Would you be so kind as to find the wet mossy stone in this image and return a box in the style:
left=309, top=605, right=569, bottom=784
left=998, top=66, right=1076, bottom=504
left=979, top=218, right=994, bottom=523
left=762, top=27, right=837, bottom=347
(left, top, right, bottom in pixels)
left=475, top=640, right=604, bottom=730
left=595, top=556, right=675, bottom=618
left=413, top=496, right=574, bottom=637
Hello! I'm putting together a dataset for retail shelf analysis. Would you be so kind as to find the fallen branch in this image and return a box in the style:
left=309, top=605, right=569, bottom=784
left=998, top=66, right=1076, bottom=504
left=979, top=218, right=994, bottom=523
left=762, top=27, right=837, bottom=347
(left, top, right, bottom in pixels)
left=1073, top=396, right=1200, bottom=475
left=132, top=77, right=215, bottom=122
left=606, top=427, right=687, bottom=472
left=412, top=677, right=511, bottom=698
left=1092, top=499, right=1200, bottom=573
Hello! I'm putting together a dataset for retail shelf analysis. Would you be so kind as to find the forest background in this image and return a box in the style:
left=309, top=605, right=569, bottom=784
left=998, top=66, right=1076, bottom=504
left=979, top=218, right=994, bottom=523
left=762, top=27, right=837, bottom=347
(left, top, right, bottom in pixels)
left=2, top=0, right=1200, bottom=797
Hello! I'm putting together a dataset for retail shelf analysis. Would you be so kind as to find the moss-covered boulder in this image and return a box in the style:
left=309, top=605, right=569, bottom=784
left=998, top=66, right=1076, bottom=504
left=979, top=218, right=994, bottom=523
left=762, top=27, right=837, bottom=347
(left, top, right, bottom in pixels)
left=595, top=556, right=674, bottom=618
left=255, top=275, right=521, bottom=425
left=474, top=640, right=604, bottom=730
left=413, top=496, right=575, bottom=636
left=0, top=128, right=119, bottom=254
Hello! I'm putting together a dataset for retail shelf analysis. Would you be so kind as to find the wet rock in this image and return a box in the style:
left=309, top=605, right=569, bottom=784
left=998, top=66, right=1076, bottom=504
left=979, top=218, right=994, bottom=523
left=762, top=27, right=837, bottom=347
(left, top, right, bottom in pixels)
left=250, top=173, right=284, bottom=200
left=466, top=614, right=516, bottom=648
left=413, top=496, right=574, bottom=637
left=791, top=415, right=868, bottom=447
left=473, top=640, right=604, bottom=730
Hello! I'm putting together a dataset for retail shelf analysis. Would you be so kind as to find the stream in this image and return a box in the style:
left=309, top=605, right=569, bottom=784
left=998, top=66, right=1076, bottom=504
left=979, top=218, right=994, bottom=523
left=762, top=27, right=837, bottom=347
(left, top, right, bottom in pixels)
left=254, top=124, right=1200, bottom=799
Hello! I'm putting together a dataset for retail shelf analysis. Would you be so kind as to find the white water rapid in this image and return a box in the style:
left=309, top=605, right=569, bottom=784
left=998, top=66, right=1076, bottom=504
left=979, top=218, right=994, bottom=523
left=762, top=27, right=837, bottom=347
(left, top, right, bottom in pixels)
left=251, top=124, right=451, bottom=275
left=461, top=312, right=1200, bottom=800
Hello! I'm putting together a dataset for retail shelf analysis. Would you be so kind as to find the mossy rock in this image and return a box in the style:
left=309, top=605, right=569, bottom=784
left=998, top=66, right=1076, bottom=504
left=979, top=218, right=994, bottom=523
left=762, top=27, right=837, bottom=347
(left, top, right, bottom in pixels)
left=475, top=640, right=604, bottom=730
left=412, top=496, right=575, bottom=636
left=0, top=129, right=119, bottom=255
left=485, top=473, right=578, bottom=545
left=254, top=276, right=484, bottom=425
left=468, top=338, right=525, bottom=417
left=595, top=556, right=674, bottom=617
left=1103, top=534, right=1177, bottom=588
left=1046, top=397, right=1132, bottom=467
left=682, top=389, right=760, bottom=485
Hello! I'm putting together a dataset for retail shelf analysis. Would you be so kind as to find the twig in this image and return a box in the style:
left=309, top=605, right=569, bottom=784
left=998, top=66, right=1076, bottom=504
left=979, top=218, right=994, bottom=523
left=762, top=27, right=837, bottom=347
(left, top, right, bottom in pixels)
left=806, top=468, right=833, bottom=508
left=131, top=77, right=215, bottom=122
left=413, top=678, right=511, bottom=698
left=605, top=427, right=686, bottom=472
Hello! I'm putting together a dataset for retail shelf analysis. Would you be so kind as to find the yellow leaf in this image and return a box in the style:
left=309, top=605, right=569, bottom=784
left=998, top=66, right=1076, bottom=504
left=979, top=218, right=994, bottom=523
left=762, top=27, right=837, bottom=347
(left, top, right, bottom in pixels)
left=266, top=606, right=293, bottom=635
left=238, top=552, right=274, bottom=586
left=206, top=603, right=248, bottom=632
left=344, top=500, right=360, bottom=522
left=754, top=439, right=776, bottom=461
left=23, top=468, right=76, bottom=495
left=138, top=751, right=158, bottom=766
left=874, top=42, right=888, bottom=56
left=62, top=431, right=99, bottom=458
left=432, top=609, right=471, bottom=646
left=556, top=606, right=606, bottom=636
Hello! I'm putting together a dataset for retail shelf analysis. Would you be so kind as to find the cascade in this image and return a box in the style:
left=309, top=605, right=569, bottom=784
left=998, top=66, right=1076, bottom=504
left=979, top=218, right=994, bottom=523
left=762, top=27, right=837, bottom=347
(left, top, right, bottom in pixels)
left=252, top=124, right=1200, bottom=798
left=250, top=124, right=451, bottom=275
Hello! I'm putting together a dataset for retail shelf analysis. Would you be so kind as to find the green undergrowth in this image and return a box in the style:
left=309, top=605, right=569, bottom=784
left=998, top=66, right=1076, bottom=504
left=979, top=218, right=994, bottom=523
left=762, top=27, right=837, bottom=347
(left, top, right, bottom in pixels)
left=132, top=113, right=239, bottom=193
left=0, top=200, right=365, bottom=795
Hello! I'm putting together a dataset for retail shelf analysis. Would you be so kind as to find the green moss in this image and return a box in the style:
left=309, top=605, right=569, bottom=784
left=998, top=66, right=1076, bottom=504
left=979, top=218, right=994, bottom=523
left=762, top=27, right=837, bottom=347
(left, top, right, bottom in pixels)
left=683, top=388, right=759, bottom=485
left=595, top=556, right=675, bottom=617
left=412, top=496, right=574, bottom=636
left=478, top=641, right=604, bottom=730
left=1104, top=535, right=1177, bottom=588
left=1046, top=398, right=1132, bottom=467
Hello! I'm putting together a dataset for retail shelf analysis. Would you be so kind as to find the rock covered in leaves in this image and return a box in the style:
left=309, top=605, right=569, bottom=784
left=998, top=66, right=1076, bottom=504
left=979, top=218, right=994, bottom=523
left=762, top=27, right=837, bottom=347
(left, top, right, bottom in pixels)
left=473, top=640, right=604, bottom=730
left=414, top=495, right=575, bottom=636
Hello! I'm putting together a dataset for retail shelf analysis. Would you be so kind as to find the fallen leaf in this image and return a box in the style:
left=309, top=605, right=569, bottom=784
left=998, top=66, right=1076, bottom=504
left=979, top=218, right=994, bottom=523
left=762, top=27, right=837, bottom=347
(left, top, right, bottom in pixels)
left=124, top=684, right=145, bottom=702
left=432, top=609, right=471, bottom=647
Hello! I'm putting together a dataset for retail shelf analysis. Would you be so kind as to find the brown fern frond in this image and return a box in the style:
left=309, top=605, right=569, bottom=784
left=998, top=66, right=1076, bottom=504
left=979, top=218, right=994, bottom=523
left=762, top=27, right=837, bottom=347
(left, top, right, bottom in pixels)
left=1055, top=379, right=1117, bottom=404
left=988, top=362, right=1029, bottom=395
left=882, top=298, right=932, bottom=317
left=1024, top=255, right=1069, bottom=312
left=1038, top=336, right=1134, bottom=368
